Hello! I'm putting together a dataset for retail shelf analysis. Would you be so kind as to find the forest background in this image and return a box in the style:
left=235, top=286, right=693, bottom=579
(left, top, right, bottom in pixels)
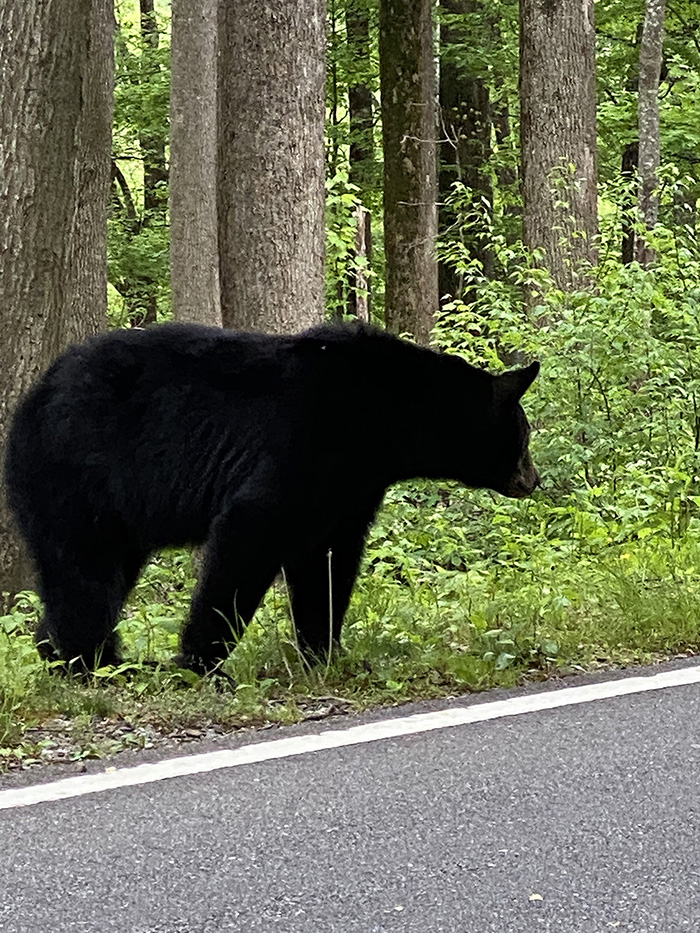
left=0, top=0, right=699, bottom=765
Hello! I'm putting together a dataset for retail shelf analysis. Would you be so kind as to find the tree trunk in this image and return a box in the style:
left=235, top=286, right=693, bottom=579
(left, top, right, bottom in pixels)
left=619, top=23, right=642, bottom=265
left=0, top=0, right=93, bottom=595
left=520, top=0, right=598, bottom=288
left=64, top=0, right=114, bottom=344
left=635, top=0, right=667, bottom=267
left=492, top=101, right=521, bottom=246
left=138, top=0, right=168, bottom=325
left=438, top=0, right=494, bottom=301
left=347, top=0, right=375, bottom=190
left=170, top=0, right=221, bottom=327
left=380, top=0, right=438, bottom=345
left=218, top=0, right=326, bottom=334
left=328, top=0, right=341, bottom=182
left=621, top=140, right=639, bottom=265
left=350, top=205, right=371, bottom=322
left=346, top=0, right=375, bottom=320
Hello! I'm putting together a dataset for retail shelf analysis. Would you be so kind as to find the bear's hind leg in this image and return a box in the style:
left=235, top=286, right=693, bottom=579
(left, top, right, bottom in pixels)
left=33, top=535, right=145, bottom=671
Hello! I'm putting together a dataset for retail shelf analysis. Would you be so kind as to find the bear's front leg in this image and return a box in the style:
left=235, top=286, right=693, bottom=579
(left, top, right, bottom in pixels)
left=178, top=506, right=285, bottom=673
left=283, top=494, right=383, bottom=663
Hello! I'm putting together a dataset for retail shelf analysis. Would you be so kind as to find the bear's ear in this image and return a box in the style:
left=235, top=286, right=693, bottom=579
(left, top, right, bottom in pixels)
left=496, top=361, right=540, bottom=403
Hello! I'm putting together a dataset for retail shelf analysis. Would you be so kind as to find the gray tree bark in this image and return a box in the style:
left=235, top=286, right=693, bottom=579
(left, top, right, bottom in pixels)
left=0, top=0, right=93, bottom=595
left=64, top=0, right=114, bottom=343
left=346, top=0, right=374, bottom=321
left=520, top=0, right=598, bottom=288
left=218, top=0, right=326, bottom=334
left=380, top=0, right=438, bottom=345
left=635, top=0, right=667, bottom=267
left=170, top=0, right=221, bottom=326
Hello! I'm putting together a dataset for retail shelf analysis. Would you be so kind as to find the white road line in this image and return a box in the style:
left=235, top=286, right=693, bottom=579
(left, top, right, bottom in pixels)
left=2, top=663, right=700, bottom=811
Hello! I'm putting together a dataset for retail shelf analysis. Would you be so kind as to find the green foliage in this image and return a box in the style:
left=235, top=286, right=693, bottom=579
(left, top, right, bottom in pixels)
left=326, top=170, right=363, bottom=314
left=110, top=0, right=171, bottom=325
left=597, top=0, right=700, bottom=204
left=430, top=178, right=700, bottom=676
left=325, top=0, right=383, bottom=322
left=326, top=0, right=380, bottom=179
left=0, top=593, right=47, bottom=748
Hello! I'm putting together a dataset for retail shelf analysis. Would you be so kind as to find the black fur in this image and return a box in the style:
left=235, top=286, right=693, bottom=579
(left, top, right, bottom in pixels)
left=4, top=323, right=540, bottom=672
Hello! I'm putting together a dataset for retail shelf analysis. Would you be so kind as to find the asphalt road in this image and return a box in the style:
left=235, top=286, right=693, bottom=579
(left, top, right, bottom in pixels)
left=2, top=664, right=700, bottom=932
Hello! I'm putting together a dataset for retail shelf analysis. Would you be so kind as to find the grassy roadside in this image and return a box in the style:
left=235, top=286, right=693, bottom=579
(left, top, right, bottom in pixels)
left=2, top=483, right=699, bottom=773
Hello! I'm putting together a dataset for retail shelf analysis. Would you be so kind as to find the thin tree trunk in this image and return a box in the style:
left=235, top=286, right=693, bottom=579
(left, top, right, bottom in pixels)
left=218, top=0, right=326, bottom=333
left=328, top=0, right=345, bottom=323
left=0, top=0, right=92, bottom=595
left=621, top=140, right=639, bottom=265
left=170, top=0, right=221, bottom=326
left=350, top=204, right=371, bottom=322
left=520, top=0, right=598, bottom=288
left=620, top=24, right=642, bottom=265
left=329, top=0, right=341, bottom=181
left=139, top=0, right=168, bottom=325
left=380, top=0, right=438, bottom=344
left=347, top=2, right=375, bottom=188
left=346, top=0, right=374, bottom=320
left=635, top=0, right=667, bottom=267
left=64, top=0, right=114, bottom=343
left=438, top=0, right=494, bottom=301
left=492, top=100, right=521, bottom=246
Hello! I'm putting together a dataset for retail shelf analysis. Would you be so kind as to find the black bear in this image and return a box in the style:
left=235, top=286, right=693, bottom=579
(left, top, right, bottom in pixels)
left=4, top=323, right=540, bottom=673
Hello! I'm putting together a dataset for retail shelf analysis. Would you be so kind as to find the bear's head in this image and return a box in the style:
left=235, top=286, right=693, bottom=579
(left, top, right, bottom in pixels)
left=480, top=361, right=540, bottom=499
